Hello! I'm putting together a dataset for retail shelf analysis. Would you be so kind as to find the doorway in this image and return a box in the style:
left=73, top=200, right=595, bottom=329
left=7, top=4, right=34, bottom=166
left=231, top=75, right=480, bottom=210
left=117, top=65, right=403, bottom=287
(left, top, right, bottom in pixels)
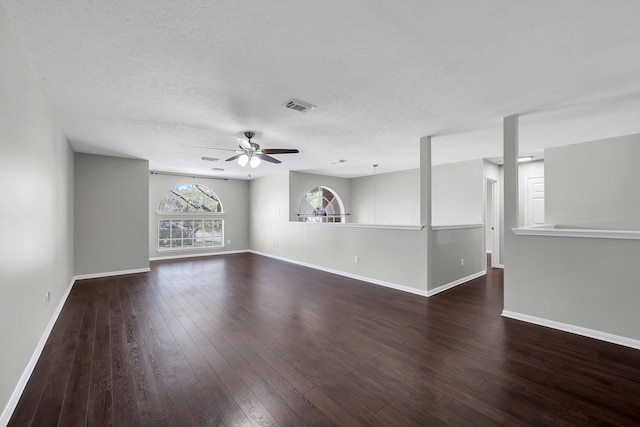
left=525, top=176, right=545, bottom=227
left=485, top=178, right=500, bottom=269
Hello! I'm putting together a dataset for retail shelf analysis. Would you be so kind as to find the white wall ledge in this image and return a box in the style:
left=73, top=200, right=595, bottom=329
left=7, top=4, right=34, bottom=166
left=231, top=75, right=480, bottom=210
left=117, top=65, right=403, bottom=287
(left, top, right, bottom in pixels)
left=288, top=222, right=423, bottom=230
left=513, top=226, right=640, bottom=240
left=431, top=223, right=484, bottom=231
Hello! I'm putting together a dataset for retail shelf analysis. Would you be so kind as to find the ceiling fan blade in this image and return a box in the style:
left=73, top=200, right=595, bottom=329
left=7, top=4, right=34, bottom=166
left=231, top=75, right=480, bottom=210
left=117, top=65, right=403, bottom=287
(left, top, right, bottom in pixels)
left=257, top=154, right=281, bottom=164
left=237, top=138, right=252, bottom=150
left=225, top=154, right=245, bottom=162
left=262, top=148, right=299, bottom=155
left=193, top=146, right=238, bottom=152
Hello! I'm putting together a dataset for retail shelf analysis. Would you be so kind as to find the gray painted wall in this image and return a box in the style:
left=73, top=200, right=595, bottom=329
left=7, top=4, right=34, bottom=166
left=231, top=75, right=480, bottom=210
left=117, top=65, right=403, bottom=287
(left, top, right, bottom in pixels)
left=430, top=227, right=485, bottom=289
left=252, top=156, right=488, bottom=293
left=484, top=161, right=501, bottom=258
left=504, top=121, right=640, bottom=343
left=432, top=159, right=484, bottom=225
left=546, top=134, right=640, bottom=229
left=148, top=173, right=250, bottom=258
left=0, top=8, right=75, bottom=418
left=518, top=160, right=545, bottom=227
left=506, top=235, right=640, bottom=340
left=251, top=173, right=429, bottom=291
left=289, top=171, right=351, bottom=222
left=350, top=169, right=420, bottom=225
left=75, top=153, right=149, bottom=275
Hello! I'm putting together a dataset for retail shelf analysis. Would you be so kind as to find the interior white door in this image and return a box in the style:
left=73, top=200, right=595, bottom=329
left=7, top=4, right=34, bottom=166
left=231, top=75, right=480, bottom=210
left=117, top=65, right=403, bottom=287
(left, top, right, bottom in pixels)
left=526, top=176, right=545, bottom=227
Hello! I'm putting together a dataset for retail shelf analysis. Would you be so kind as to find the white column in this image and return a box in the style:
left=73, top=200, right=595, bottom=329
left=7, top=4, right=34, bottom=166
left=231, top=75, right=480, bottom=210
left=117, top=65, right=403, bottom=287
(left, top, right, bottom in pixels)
left=503, top=115, right=519, bottom=273
left=420, top=136, right=432, bottom=227
left=420, top=136, right=433, bottom=290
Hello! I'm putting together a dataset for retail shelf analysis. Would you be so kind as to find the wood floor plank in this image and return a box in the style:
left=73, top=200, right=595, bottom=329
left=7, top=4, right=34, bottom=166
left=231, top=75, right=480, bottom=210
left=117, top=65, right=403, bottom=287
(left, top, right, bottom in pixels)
left=27, top=288, right=87, bottom=426
left=8, top=288, right=88, bottom=426
left=56, top=292, right=97, bottom=425
left=86, top=290, right=113, bottom=426
left=108, top=281, right=142, bottom=426
left=8, top=253, right=640, bottom=426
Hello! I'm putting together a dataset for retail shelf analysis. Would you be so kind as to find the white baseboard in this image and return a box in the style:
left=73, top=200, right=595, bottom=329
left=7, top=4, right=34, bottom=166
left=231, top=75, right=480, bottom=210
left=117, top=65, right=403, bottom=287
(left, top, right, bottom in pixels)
left=501, top=310, right=640, bottom=350
left=250, top=250, right=430, bottom=297
left=74, top=267, right=151, bottom=280
left=150, top=249, right=248, bottom=261
left=0, top=277, right=75, bottom=426
left=495, top=264, right=504, bottom=269
left=427, top=270, right=486, bottom=297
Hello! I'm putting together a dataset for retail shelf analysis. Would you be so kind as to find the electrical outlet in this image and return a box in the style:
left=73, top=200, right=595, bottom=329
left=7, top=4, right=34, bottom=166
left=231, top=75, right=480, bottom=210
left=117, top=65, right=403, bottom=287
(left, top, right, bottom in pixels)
left=45, top=291, right=50, bottom=306
left=227, top=239, right=231, bottom=245
left=354, top=256, right=359, bottom=264
left=460, top=258, right=464, bottom=267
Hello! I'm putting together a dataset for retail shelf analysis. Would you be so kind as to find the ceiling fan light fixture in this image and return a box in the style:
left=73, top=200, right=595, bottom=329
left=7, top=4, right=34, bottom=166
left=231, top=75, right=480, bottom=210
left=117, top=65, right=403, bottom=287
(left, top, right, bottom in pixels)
left=237, top=154, right=249, bottom=167
left=250, top=156, right=261, bottom=168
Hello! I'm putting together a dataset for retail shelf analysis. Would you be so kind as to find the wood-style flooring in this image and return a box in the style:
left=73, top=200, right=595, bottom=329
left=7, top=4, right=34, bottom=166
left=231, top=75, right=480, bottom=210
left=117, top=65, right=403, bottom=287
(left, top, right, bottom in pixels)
left=9, top=253, right=640, bottom=426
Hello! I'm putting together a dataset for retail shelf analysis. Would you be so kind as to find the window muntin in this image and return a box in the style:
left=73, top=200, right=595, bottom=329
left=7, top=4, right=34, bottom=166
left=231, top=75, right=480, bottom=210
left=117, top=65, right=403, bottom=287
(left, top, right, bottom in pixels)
left=158, top=218, right=223, bottom=250
left=157, top=184, right=224, bottom=250
left=298, top=186, right=345, bottom=223
left=158, top=183, right=222, bottom=214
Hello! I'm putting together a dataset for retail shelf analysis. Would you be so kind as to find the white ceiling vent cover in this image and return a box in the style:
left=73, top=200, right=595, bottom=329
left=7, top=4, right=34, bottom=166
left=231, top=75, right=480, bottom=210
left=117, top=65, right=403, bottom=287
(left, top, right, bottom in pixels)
left=283, top=99, right=315, bottom=113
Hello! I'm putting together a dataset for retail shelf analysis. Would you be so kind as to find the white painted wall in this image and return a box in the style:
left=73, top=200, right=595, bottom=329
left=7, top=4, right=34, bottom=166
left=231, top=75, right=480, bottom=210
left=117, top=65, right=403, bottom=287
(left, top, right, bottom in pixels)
left=350, top=169, right=420, bottom=225
left=545, top=134, right=640, bottom=229
left=75, top=153, right=149, bottom=276
left=148, top=173, right=250, bottom=258
left=432, top=159, right=484, bottom=225
left=0, top=9, right=75, bottom=420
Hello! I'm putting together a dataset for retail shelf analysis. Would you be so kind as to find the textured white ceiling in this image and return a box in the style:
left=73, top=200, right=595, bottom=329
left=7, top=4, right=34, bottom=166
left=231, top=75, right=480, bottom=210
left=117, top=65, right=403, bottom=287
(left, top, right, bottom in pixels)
left=2, top=0, right=640, bottom=179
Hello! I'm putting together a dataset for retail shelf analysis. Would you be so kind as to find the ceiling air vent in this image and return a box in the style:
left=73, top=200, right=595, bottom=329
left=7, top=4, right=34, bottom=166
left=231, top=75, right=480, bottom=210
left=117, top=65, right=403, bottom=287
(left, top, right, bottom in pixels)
left=283, top=98, right=315, bottom=113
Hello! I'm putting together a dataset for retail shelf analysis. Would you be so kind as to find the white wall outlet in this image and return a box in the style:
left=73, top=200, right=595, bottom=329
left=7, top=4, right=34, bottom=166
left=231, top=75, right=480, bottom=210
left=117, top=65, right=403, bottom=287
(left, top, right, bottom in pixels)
left=227, top=239, right=231, bottom=245
left=460, top=258, right=464, bottom=267
left=45, top=291, right=50, bottom=306
left=354, top=256, right=359, bottom=264
left=272, top=242, right=278, bottom=248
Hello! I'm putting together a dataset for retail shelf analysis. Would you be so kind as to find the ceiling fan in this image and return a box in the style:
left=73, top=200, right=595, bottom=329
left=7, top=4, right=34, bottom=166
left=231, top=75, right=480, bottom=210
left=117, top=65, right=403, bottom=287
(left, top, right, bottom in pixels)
left=197, top=131, right=299, bottom=168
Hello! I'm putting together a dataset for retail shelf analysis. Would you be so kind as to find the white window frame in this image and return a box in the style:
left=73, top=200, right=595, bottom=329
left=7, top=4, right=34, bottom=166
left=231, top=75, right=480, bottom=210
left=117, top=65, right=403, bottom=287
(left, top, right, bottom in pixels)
left=297, top=186, right=346, bottom=223
left=158, top=217, right=224, bottom=251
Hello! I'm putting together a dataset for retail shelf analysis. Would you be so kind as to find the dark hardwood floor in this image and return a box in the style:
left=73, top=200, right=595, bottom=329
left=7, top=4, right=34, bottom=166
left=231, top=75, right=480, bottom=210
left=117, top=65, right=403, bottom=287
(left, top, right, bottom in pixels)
left=9, top=253, right=640, bottom=426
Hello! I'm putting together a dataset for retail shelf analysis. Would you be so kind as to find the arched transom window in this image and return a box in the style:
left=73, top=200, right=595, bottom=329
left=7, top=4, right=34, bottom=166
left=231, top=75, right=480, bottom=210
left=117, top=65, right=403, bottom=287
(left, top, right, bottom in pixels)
left=158, top=184, right=224, bottom=250
left=298, top=186, right=345, bottom=223
left=158, top=183, right=223, bottom=213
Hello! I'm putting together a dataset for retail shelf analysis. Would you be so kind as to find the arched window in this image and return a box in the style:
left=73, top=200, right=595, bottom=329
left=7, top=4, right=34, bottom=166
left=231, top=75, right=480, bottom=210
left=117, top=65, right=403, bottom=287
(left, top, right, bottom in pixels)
left=158, top=184, right=224, bottom=250
left=298, top=186, right=345, bottom=223
left=158, top=183, right=223, bottom=213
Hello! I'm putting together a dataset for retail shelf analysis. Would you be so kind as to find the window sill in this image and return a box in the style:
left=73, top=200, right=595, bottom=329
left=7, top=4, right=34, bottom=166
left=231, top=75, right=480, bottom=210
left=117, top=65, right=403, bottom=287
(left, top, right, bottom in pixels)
left=158, top=246, right=226, bottom=252
left=513, top=226, right=640, bottom=240
left=431, top=224, right=484, bottom=231
left=289, top=222, right=423, bottom=231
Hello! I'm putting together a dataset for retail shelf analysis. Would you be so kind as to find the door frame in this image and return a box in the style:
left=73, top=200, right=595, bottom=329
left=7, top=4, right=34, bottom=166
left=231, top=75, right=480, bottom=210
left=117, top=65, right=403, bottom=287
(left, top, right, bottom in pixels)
left=525, top=176, right=545, bottom=227
left=485, top=177, right=500, bottom=269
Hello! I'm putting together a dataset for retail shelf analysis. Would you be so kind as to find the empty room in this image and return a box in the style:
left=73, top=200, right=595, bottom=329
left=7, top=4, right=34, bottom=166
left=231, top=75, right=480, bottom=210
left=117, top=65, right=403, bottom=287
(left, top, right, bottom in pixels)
left=1, top=1, right=639, bottom=426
